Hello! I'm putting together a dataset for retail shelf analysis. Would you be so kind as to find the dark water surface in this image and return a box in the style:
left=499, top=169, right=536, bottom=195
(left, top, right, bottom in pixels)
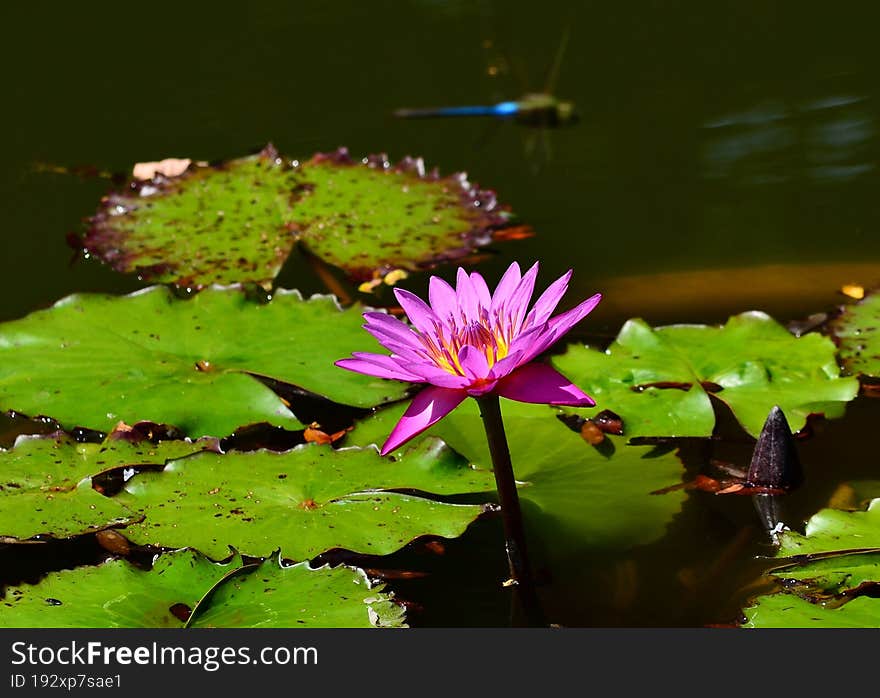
left=1, top=1, right=879, bottom=626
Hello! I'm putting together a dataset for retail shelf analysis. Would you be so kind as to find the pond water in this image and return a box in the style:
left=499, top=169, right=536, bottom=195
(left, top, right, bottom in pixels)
left=1, top=1, right=879, bottom=626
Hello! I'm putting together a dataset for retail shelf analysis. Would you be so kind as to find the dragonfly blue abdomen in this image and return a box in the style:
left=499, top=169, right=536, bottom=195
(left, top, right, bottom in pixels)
left=393, top=100, right=520, bottom=119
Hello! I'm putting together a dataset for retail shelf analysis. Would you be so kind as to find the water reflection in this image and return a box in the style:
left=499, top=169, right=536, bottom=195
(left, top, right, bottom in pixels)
left=804, top=94, right=874, bottom=180
left=702, top=86, right=874, bottom=184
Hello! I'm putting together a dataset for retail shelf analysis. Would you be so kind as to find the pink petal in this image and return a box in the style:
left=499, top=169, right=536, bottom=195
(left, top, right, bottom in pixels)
left=363, top=314, right=426, bottom=357
left=372, top=338, right=428, bottom=363
left=381, top=386, right=467, bottom=455
left=504, top=325, right=550, bottom=365
left=457, top=344, right=490, bottom=381
left=335, top=355, right=421, bottom=382
left=495, top=363, right=596, bottom=407
left=524, top=269, right=572, bottom=328
left=546, top=293, right=603, bottom=341
left=469, top=272, right=492, bottom=311
left=504, top=262, right=539, bottom=331
left=515, top=306, right=602, bottom=366
left=349, top=352, right=421, bottom=375
left=393, top=288, right=442, bottom=335
left=402, top=363, right=471, bottom=389
left=363, top=324, right=427, bottom=359
left=487, top=349, right=526, bottom=380
left=428, top=276, right=458, bottom=325
left=513, top=326, right=560, bottom=365
left=455, top=268, right=481, bottom=323
left=491, top=262, right=522, bottom=313
left=363, top=312, right=420, bottom=344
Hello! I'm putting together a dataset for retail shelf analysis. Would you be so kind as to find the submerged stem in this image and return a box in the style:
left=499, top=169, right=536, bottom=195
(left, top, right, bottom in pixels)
left=300, top=245, right=354, bottom=306
left=475, top=394, right=544, bottom=626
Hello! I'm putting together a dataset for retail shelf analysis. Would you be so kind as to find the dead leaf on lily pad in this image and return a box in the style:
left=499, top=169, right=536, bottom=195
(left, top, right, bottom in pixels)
left=132, top=158, right=194, bottom=180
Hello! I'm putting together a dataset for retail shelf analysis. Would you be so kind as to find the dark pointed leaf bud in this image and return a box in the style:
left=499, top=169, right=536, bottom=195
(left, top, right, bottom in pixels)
left=746, top=406, right=803, bottom=492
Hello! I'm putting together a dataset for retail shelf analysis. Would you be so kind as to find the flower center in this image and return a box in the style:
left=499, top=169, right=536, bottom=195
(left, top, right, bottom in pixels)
left=420, top=317, right=511, bottom=376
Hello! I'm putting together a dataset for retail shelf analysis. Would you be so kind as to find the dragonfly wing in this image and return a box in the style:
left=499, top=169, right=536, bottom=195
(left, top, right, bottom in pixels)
left=543, top=24, right=572, bottom=93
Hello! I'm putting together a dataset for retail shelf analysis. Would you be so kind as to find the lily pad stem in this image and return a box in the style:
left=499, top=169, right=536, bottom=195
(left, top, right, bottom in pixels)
left=476, top=394, right=544, bottom=626
left=300, top=245, right=353, bottom=305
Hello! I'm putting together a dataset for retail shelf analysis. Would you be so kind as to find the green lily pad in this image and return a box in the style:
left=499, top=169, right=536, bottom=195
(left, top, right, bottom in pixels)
left=116, top=444, right=488, bottom=560
left=772, top=552, right=880, bottom=594
left=742, top=498, right=880, bottom=628
left=0, top=286, right=407, bottom=437
left=0, top=431, right=203, bottom=541
left=553, top=313, right=858, bottom=438
left=778, top=498, right=880, bottom=557
left=85, top=148, right=301, bottom=289
left=554, top=343, right=715, bottom=438
left=0, top=548, right=403, bottom=628
left=831, top=292, right=880, bottom=378
left=351, top=397, right=685, bottom=552
left=344, top=424, right=496, bottom=495
left=367, top=435, right=496, bottom=495
left=82, top=146, right=517, bottom=289
left=427, top=399, right=686, bottom=551
left=189, top=555, right=406, bottom=628
left=0, top=549, right=238, bottom=627
left=743, top=593, right=880, bottom=628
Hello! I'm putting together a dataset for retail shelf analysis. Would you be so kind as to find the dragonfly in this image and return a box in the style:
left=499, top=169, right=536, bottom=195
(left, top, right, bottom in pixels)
left=393, top=27, right=577, bottom=160
left=393, top=92, right=578, bottom=130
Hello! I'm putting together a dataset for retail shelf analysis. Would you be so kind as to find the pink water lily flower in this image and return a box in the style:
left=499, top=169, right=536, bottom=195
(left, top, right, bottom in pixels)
left=336, top=262, right=602, bottom=456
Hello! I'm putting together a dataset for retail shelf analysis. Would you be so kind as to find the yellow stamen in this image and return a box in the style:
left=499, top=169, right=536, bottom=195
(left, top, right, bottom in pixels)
left=420, top=319, right=512, bottom=376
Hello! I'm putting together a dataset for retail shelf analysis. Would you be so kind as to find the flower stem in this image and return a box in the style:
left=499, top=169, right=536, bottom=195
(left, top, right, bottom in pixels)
left=475, top=394, right=544, bottom=627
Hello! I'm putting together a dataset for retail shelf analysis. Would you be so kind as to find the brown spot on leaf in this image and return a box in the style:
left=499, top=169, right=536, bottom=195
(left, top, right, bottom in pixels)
left=96, top=529, right=131, bottom=556
left=592, top=409, right=624, bottom=435
left=631, top=381, right=692, bottom=392
left=169, top=603, right=192, bottom=622
left=579, top=420, right=605, bottom=445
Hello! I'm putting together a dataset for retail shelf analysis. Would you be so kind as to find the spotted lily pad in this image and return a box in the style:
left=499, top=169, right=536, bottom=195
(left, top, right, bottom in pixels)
left=351, top=398, right=686, bottom=552
left=188, top=555, right=406, bottom=628
left=0, top=431, right=203, bottom=541
left=742, top=498, right=880, bottom=628
left=115, top=444, right=489, bottom=560
left=0, top=548, right=403, bottom=628
left=553, top=313, right=858, bottom=438
left=0, top=549, right=237, bottom=627
left=82, top=145, right=518, bottom=289
left=0, top=286, right=407, bottom=438
left=831, top=292, right=880, bottom=379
